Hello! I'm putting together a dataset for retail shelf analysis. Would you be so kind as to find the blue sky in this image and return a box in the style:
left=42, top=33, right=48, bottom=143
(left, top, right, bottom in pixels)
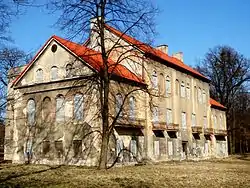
left=10, top=0, right=250, bottom=67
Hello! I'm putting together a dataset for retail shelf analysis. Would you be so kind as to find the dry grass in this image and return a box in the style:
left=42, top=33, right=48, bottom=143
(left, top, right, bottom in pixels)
left=0, top=155, right=249, bottom=188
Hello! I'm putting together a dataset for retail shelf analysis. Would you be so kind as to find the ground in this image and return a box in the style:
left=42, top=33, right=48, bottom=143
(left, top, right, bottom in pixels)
left=0, top=155, right=249, bottom=188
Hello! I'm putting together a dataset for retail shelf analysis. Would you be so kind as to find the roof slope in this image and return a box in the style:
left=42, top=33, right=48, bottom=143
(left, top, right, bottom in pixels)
left=13, top=35, right=143, bottom=86
left=210, top=98, right=226, bottom=110
left=105, top=24, right=209, bottom=82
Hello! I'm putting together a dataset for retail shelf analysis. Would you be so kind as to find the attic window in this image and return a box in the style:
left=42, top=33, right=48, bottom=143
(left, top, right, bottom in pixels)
left=51, top=44, right=57, bottom=53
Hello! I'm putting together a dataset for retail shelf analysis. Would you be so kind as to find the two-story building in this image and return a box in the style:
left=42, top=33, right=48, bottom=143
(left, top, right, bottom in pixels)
left=4, top=20, right=228, bottom=165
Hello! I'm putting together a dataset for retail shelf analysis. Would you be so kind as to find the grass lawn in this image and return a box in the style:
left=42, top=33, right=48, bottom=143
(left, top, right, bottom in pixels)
left=0, top=155, right=249, bottom=188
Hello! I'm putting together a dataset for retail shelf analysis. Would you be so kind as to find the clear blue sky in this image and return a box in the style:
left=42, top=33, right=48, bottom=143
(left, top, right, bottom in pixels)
left=10, top=0, right=250, bottom=67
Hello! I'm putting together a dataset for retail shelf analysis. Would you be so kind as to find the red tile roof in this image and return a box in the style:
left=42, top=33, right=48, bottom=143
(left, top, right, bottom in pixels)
left=105, top=24, right=209, bottom=82
left=210, top=98, right=226, bottom=110
left=12, top=35, right=143, bottom=86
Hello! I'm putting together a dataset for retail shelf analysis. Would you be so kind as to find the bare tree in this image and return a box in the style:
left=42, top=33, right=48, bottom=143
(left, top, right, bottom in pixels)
left=196, top=45, right=250, bottom=154
left=45, top=0, right=157, bottom=169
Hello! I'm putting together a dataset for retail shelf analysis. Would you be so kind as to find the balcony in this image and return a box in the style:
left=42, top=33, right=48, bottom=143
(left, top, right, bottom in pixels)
left=191, top=126, right=203, bottom=134
left=115, top=116, right=145, bottom=129
left=152, top=122, right=179, bottom=131
left=204, top=128, right=214, bottom=135
left=166, top=123, right=179, bottom=131
left=214, top=129, right=227, bottom=136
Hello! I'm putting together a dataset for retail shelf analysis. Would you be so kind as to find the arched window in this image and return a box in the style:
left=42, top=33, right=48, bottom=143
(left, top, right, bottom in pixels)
left=180, top=81, right=185, bottom=98
left=152, top=107, right=159, bottom=123
left=36, top=68, right=43, bottom=82
left=129, top=96, right=135, bottom=120
left=42, top=97, right=52, bottom=122
left=27, top=99, right=36, bottom=126
left=116, top=94, right=123, bottom=117
left=74, top=94, right=84, bottom=120
left=56, top=95, right=65, bottom=122
left=202, top=90, right=206, bottom=103
left=166, top=76, right=171, bottom=94
left=151, top=71, right=158, bottom=89
left=186, top=83, right=190, bottom=99
left=66, top=64, right=73, bottom=78
left=159, top=73, right=164, bottom=94
left=198, top=87, right=202, bottom=103
left=194, top=86, right=197, bottom=101
left=175, top=79, right=179, bottom=95
left=51, top=66, right=58, bottom=80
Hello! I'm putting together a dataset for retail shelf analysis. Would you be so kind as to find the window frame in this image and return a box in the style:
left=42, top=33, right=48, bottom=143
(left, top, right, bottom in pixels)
left=51, top=66, right=58, bottom=81
left=74, top=93, right=84, bottom=121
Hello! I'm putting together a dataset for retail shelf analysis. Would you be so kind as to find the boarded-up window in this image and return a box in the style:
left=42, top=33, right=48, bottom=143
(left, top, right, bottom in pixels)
left=180, top=82, right=185, bottom=98
left=42, top=97, right=52, bottom=122
left=152, top=107, right=159, bottom=123
left=166, top=108, right=172, bottom=125
left=42, top=141, right=50, bottom=157
left=73, top=140, right=82, bottom=157
left=51, top=66, right=58, bottom=80
left=154, top=140, right=160, bottom=156
left=55, top=141, right=63, bottom=158
left=36, top=68, right=43, bottom=82
left=129, top=96, right=135, bottom=120
left=186, top=83, right=190, bottom=99
left=151, top=71, right=158, bottom=89
left=166, top=76, right=171, bottom=94
left=66, top=64, right=73, bottom=78
left=56, top=95, right=65, bottom=122
left=27, top=99, right=36, bottom=126
left=116, top=94, right=123, bottom=117
left=168, top=140, right=173, bottom=156
left=191, top=113, right=196, bottom=127
left=130, top=139, right=137, bottom=156
left=181, top=112, right=186, bottom=129
left=74, top=94, right=84, bottom=120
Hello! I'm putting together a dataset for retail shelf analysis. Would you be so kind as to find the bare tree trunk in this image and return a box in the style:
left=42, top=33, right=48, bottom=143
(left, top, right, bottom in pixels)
left=98, top=131, right=109, bottom=169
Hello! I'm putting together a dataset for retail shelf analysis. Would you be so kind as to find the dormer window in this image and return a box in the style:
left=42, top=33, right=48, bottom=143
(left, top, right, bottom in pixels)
left=51, top=66, right=58, bottom=80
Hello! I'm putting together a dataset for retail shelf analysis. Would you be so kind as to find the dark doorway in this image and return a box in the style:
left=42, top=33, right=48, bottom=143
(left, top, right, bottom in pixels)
left=182, top=141, right=188, bottom=156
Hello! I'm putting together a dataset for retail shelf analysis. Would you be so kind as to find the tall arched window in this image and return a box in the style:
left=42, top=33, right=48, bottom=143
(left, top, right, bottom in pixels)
left=186, top=83, right=190, bottom=99
left=159, top=73, right=164, bottom=94
left=36, top=68, right=43, bottom=82
left=66, top=64, right=73, bottom=78
left=56, top=95, right=65, bottom=122
left=175, top=79, right=179, bottom=95
left=42, top=97, right=52, bottom=122
left=27, top=99, right=36, bottom=126
left=198, top=87, right=202, bottom=103
left=74, top=94, right=84, bottom=120
left=116, top=94, right=123, bottom=117
left=180, top=81, right=185, bottom=97
left=129, top=96, right=135, bottom=120
left=51, top=66, right=58, bottom=80
left=166, top=76, right=171, bottom=94
left=151, top=71, right=158, bottom=89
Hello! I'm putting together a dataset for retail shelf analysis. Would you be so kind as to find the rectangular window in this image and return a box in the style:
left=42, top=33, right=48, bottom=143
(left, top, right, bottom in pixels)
left=166, top=78, right=171, bottom=94
left=56, top=97, right=65, bottom=122
left=186, top=85, right=190, bottom=99
left=73, top=140, right=82, bottom=157
left=204, top=141, right=209, bottom=156
left=74, top=94, right=84, bottom=120
left=202, top=90, right=206, bottom=103
left=55, top=141, right=63, bottom=158
left=203, top=116, right=207, bottom=129
left=130, top=139, right=137, bottom=156
left=154, top=140, right=160, bottom=156
left=191, top=113, right=196, bottom=127
left=116, top=139, right=124, bottom=156
left=219, top=116, right=223, bottom=129
left=168, top=140, right=173, bottom=156
left=166, top=108, right=172, bottom=125
left=180, top=83, right=185, bottom=98
left=198, top=88, right=202, bottom=103
left=181, top=112, right=186, bottom=129
left=152, top=107, right=159, bottom=123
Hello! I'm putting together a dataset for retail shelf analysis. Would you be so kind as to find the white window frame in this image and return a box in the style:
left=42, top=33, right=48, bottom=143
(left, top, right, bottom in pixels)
left=151, top=71, right=158, bottom=90
left=191, top=113, right=196, bottom=127
left=180, top=82, right=185, bottom=98
left=116, top=94, right=123, bottom=117
left=202, top=90, right=206, bottom=103
left=27, top=99, right=36, bottom=126
left=166, top=108, right=172, bottom=125
left=74, top=94, right=84, bottom=120
left=129, top=96, right=135, bottom=121
left=181, top=112, right=187, bottom=129
left=56, top=95, right=65, bottom=122
left=152, top=107, right=159, bottom=123
left=36, top=68, right=43, bottom=82
left=51, top=66, right=58, bottom=80
left=165, top=76, right=171, bottom=94
left=198, top=87, right=202, bottom=103
left=186, top=84, right=190, bottom=99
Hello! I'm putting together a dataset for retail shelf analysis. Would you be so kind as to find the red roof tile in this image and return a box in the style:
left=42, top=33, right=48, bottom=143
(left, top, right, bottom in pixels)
left=105, top=24, right=209, bottom=82
left=210, top=98, right=226, bottom=110
left=12, top=35, right=143, bottom=86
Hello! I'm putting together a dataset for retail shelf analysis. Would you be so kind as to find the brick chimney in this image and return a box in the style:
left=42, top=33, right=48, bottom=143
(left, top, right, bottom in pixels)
left=173, top=52, right=183, bottom=62
left=156, top=45, right=168, bottom=54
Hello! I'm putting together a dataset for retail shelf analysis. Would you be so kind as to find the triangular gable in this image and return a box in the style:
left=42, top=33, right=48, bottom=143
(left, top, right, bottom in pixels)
left=12, top=35, right=143, bottom=87
left=104, top=24, right=210, bottom=82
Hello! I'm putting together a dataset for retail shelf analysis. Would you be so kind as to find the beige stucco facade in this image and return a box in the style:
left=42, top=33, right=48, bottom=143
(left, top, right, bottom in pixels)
left=4, top=23, right=228, bottom=166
